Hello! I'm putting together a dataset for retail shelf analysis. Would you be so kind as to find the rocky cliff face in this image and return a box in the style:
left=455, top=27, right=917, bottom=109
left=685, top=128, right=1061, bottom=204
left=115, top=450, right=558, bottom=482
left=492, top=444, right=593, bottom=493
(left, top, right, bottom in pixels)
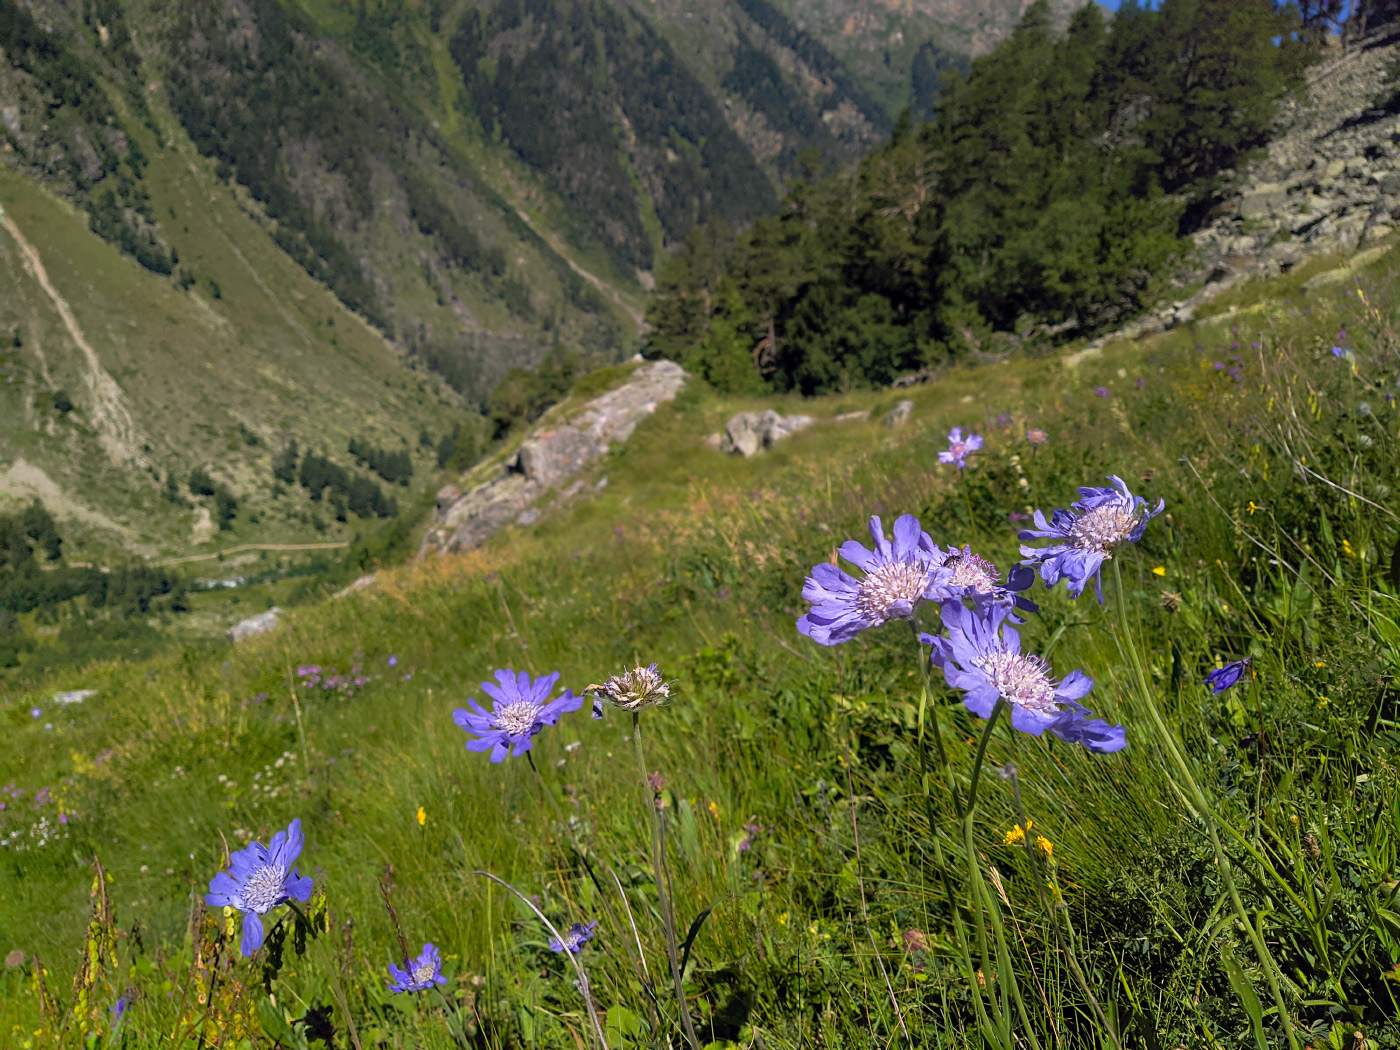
left=1188, top=33, right=1399, bottom=292
left=1081, top=30, right=1400, bottom=350
left=421, top=361, right=689, bottom=556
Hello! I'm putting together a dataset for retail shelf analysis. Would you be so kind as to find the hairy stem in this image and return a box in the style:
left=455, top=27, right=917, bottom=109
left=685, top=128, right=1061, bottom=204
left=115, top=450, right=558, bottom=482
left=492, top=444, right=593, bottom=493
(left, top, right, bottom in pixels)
left=633, top=712, right=702, bottom=1050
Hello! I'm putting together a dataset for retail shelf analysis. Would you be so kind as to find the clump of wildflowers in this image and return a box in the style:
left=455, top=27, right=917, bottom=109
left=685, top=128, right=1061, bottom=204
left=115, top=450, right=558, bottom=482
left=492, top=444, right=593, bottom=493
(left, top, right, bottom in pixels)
left=588, top=663, right=671, bottom=718
left=938, top=427, right=983, bottom=470
left=927, top=602, right=1126, bottom=754
left=1018, top=475, right=1164, bottom=600
left=388, top=943, right=447, bottom=993
left=549, top=920, right=598, bottom=955
left=797, top=514, right=938, bottom=645
left=453, top=669, right=583, bottom=763
left=204, top=817, right=313, bottom=957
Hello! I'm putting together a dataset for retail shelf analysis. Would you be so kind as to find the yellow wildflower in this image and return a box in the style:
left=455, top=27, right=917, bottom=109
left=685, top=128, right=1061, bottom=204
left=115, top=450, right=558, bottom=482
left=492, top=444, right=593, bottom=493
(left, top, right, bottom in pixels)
left=416, top=806, right=427, bottom=827
left=1151, top=566, right=1166, bottom=577
left=1247, top=501, right=1259, bottom=516
left=1036, top=836, right=1053, bottom=857
left=708, top=800, right=720, bottom=819
left=1003, top=821, right=1032, bottom=846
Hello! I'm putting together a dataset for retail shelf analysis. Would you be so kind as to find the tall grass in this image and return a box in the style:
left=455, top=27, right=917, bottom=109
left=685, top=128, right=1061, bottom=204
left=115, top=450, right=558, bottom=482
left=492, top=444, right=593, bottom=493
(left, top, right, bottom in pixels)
left=1, top=249, right=1399, bottom=1048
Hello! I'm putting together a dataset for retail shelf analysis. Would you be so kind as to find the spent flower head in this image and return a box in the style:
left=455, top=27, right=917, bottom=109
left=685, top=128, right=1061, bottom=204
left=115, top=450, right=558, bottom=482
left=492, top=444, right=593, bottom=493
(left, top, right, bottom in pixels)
left=589, top=663, right=671, bottom=718
left=204, top=818, right=314, bottom=957
left=926, top=602, right=1125, bottom=753
left=453, top=670, right=583, bottom=763
left=388, top=943, right=448, bottom=993
left=798, top=514, right=938, bottom=645
left=1018, top=475, right=1164, bottom=600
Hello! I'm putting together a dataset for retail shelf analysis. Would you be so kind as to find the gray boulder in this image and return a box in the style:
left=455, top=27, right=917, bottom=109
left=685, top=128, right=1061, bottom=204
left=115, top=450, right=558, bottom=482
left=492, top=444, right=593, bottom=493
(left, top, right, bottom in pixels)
left=884, top=399, right=914, bottom=428
left=720, top=410, right=814, bottom=456
left=229, top=608, right=283, bottom=643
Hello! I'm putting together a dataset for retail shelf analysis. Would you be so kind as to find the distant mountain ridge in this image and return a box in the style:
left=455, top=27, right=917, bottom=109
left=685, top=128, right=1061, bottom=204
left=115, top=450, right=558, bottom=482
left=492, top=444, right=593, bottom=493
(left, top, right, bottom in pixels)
left=0, top=0, right=1029, bottom=558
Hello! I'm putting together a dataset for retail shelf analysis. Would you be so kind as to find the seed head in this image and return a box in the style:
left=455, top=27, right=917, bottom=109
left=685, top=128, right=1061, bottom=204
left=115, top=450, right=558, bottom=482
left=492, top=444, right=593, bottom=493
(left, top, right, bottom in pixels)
left=591, top=664, right=672, bottom=712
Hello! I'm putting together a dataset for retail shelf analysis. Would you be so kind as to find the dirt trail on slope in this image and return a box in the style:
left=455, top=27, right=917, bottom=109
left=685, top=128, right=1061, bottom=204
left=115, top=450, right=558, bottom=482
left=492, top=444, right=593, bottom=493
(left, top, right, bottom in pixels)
left=511, top=205, right=646, bottom=331
left=0, top=206, right=143, bottom=464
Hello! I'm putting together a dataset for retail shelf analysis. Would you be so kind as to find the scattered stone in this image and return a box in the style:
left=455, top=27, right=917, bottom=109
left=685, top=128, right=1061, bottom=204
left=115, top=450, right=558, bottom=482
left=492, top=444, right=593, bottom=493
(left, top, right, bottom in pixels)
left=834, top=410, right=871, bottom=423
left=703, top=432, right=724, bottom=450
left=516, top=507, right=540, bottom=526
left=1381, top=172, right=1400, bottom=196
left=720, top=410, right=814, bottom=457
left=53, top=689, right=96, bottom=706
left=228, top=608, right=283, bottom=643
left=883, top=400, right=914, bottom=428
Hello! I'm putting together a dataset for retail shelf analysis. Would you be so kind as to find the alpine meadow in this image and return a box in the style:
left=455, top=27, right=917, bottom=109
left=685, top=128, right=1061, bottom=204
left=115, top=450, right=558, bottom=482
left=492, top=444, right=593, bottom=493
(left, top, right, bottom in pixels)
left=3, top=2, right=1400, bottom=1049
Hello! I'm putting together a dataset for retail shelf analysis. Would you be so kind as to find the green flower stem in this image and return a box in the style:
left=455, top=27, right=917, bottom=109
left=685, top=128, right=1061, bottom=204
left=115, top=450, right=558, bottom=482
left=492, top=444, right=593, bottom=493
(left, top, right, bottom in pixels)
left=632, top=712, right=702, bottom=1050
left=910, top=618, right=964, bottom=821
left=965, top=698, right=1006, bottom=818
left=473, top=872, right=609, bottom=1050
left=1004, top=762, right=1125, bottom=1050
left=1110, top=561, right=1299, bottom=1050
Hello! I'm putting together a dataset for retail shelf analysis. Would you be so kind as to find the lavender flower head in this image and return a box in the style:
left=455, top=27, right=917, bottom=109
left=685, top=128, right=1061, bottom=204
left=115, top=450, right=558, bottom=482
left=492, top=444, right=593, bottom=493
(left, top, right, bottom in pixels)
left=204, top=818, right=314, bottom=957
left=388, top=943, right=447, bottom=993
left=797, top=514, right=937, bottom=645
left=549, top=920, right=598, bottom=954
left=938, top=427, right=983, bottom=470
left=1026, top=428, right=1048, bottom=446
left=589, top=663, right=670, bottom=719
left=923, top=542, right=1037, bottom=619
left=1018, top=475, right=1164, bottom=600
left=453, top=670, right=583, bottom=763
left=1204, top=658, right=1252, bottom=694
left=927, top=602, right=1126, bottom=753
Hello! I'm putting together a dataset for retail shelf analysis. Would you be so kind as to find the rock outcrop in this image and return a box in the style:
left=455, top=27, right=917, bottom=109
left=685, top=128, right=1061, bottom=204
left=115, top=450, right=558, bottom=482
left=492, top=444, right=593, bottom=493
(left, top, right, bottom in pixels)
left=719, top=410, right=815, bottom=457
left=422, top=360, right=688, bottom=555
left=1072, top=32, right=1400, bottom=359
left=229, top=608, right=283, bottom=643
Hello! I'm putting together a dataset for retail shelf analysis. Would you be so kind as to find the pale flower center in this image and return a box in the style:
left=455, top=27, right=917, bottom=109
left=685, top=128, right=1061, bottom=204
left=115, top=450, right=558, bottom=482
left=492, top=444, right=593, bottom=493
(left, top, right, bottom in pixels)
left=1069, top=503, right=1139, bottom=554
left=946, top=553, right=999, bottom=593
left=977, top=651, right=1058, bottom=712
left=243, top=864, right=288, bottom=913
left=410, top=960, right=437, bottom=985
left=493, top=701, right=542, bottom=738
left=856, top=560, right=931, bottom=622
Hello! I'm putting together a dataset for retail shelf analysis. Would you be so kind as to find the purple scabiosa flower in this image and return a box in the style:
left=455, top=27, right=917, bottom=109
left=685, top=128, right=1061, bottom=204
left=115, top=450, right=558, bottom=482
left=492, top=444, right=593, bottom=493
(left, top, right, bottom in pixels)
left=1204, top=658, right=1252, bottom=694
left=30, top=707, right=41, bottom=719
left=1135, top=377, right=1146, bottom=391
left=204, top=818, right=314, bottom=957
left=388, top=655, right=398, bottom=668
left=1026, top=428, right=1048, bottom=446
left=938, top=427, right=984, bottom=470
left=928, top=602, right=1126, bottom=753
left=1018, top=476, right=1165, bottom=600
left=922, top=542, right=1038, bottom=619
left=111, top=997, right=129, bottom=1024
left=549, top=920, right=598, bottom=954
left=1094, top=386, right=1110, bottom=398
left=388, top=943, right=447, bottom=993
left=1212, top=362, right=1226, bottom=371
left=797, top=515, right=937, bottom=645
left=1331, top=346, right=1349, bottom=359
left=453, top=670, right=583, bottom=762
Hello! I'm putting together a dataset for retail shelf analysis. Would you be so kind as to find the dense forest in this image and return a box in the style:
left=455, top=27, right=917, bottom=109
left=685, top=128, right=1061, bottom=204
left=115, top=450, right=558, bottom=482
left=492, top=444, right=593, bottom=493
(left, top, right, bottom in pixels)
left=0, top=502, right=187, bottom=668
left=644, top=0, right=1316, bottom=395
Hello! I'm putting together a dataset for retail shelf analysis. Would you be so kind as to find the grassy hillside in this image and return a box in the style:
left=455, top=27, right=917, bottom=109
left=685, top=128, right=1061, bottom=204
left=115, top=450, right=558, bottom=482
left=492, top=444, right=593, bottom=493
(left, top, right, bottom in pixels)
left=0, top=164, right=463, bottom=559
left=0, top=238, right=1397, bottom=1047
